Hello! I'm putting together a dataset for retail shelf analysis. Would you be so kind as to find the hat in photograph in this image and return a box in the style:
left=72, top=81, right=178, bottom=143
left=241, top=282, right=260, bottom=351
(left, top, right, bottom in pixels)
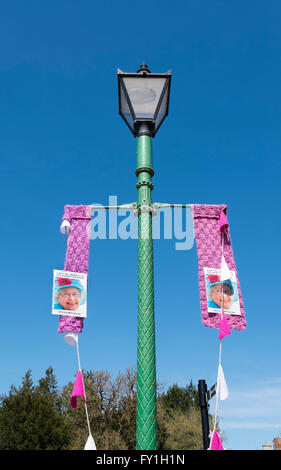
left=207, top=274, right=234, bottom=295
left=55, top=277, right=86, bottom=305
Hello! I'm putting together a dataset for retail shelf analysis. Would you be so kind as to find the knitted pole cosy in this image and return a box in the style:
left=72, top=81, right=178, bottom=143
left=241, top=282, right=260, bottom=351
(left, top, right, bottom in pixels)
left=193, top=204, right=246, bottom=330
left=58, top=205, right=91, bottom=333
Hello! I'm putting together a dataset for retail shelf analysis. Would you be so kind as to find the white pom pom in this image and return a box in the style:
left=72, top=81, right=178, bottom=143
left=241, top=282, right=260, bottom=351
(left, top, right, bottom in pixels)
left=60, top=220, right=71, bottom=234
left=64, top=332, right=78, bottom=346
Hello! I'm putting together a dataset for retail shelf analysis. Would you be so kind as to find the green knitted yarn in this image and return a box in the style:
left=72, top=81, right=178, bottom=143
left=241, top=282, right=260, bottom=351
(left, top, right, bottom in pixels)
left=136, top=210, right=157, bottom=449
left=136, top=135, right=157, bottom=450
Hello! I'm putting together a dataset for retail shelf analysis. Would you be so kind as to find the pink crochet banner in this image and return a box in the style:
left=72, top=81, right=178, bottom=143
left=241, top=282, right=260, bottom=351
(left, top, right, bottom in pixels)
left=58, top=205, right=91, bottom=334
left=192, top=204, right=246, bottom=331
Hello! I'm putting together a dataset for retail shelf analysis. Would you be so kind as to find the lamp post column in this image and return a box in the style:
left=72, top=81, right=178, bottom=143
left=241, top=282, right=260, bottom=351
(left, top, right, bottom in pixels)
left=136, top=133, right=157, bottom=450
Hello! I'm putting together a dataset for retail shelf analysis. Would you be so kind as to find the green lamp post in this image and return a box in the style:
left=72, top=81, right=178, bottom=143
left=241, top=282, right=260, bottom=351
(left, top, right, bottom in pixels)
left=118, top=63, right=172, bottom=450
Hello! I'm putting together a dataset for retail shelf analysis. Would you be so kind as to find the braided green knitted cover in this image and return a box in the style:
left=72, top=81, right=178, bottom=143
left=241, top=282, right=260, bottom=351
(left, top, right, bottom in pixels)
left=136, top=209, right=157, bottom=450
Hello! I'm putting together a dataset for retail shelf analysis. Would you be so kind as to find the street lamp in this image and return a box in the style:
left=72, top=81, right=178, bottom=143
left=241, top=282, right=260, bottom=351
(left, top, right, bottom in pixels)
left=118, top=62, right=171, bottom=137
left=118, top=63, right=172, bottom=450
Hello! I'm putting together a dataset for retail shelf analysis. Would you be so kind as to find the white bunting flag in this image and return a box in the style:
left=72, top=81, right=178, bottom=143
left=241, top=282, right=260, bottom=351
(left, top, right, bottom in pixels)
left=217, top=364, right=229, bottom=400
left=221, top=254, right=232, bottom=281
left=84, top=434, right=97, bottom=450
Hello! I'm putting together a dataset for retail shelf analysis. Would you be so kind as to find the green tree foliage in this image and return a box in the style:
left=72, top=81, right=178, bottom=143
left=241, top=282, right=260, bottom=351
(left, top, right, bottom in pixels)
left=160, top=381, right=199, bottom=415
left=60, top=368, right=137, bottom=450
left=159, top=382, right=203, bottom=450
left=0, top=367, right=217, bottom=450
left=61, top=372, right=204, bottom=450
left=161, top=409, right=203, bottom=450
left=0, top=368, right=71, bottom=450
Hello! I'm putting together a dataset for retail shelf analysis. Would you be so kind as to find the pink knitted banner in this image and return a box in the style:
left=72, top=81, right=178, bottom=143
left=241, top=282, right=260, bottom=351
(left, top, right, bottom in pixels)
left=193, top=204, right=246, bottom=331
left=58, top=205, right=91, bottom=333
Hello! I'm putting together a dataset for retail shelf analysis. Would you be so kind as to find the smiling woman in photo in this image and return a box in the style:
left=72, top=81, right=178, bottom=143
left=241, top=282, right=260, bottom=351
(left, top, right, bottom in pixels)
left=207, top=274, right=234, bottom=310
left=54, top=277, right=86, bottom=312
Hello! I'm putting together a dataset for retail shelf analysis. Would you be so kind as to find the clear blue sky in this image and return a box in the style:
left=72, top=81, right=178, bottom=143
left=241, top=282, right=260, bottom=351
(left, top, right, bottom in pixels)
left=1, top=0, right=280, bottom=451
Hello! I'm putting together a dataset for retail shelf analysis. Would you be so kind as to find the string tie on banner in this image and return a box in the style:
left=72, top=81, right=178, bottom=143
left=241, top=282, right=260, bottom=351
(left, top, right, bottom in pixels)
left=210, top=219, right=232, bottom=448
left=67, top=336, right=97, bottom=450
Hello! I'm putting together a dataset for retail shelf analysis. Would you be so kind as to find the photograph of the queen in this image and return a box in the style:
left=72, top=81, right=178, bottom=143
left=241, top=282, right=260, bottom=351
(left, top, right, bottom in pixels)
left=204, top=267, right=241, bottom=316
left=52, top=270, right=87, bottom=318
left=207, top=274, right=234, bottom=310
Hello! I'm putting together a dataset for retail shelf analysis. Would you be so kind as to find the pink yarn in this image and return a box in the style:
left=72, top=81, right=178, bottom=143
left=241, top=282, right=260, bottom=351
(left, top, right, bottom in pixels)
left=58, top=205, right=91, bottom=333
left=193, top=204, right=246, bottom=331
left=210, top=429, right=224, bottom=450
left=219, top=309, right=231, bottom=340
left=219, top=211, right=229, bottom=233
left=70, top=370, right=86, bottom=409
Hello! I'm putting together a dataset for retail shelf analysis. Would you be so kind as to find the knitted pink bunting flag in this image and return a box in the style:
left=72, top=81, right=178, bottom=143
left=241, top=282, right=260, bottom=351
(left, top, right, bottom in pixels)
left=70, top=370, right=86, bottom=409
left=219, top=211, right=229, bottom=233
left=219, top=309, right=231, bottom=340
left=210, top=429, right=224, bottom=450
left=58, top=205, right=92, bottom=334
left=192, top=204, right=246, bottom=331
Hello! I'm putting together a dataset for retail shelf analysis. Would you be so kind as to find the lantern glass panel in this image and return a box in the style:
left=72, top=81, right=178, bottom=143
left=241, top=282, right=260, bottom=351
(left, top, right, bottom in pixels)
left=123, top=77, right=167, bottom=119
left=155, top=84, right=170, bottom=131
left=119, top=81, right=134, bottom=131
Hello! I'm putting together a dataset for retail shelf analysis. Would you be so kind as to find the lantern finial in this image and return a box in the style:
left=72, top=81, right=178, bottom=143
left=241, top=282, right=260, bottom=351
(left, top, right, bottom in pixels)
left=137, top=62, right=151, bottom=74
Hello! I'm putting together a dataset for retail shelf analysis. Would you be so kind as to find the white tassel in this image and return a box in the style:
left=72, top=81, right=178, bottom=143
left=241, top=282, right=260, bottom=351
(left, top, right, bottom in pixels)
left=60, top=220, right=71, bottom=235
